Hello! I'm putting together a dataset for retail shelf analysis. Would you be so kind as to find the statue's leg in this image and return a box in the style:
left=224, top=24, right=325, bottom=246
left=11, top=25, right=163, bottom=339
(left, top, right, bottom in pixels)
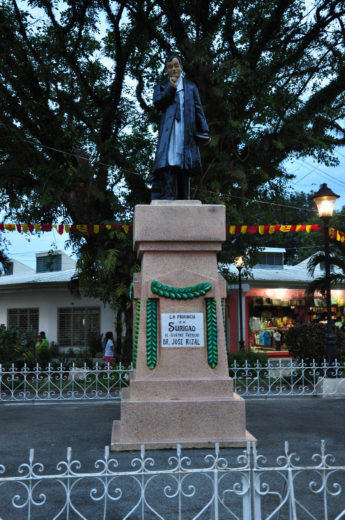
left=151, top=174, right=161, bottom=200
left=176, top=172, right=190, bottom=200
left=161, top=168, right=176, bottom=200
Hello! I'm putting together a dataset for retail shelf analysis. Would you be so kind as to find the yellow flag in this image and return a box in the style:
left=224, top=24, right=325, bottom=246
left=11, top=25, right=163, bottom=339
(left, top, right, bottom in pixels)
left=76, top=225, right=88, bottom=233
left=4, top=224, right=15, bottom=231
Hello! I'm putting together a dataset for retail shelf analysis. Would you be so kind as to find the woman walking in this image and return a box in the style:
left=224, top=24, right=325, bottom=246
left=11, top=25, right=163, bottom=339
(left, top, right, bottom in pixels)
left=103, top=331, right=115, bottom=368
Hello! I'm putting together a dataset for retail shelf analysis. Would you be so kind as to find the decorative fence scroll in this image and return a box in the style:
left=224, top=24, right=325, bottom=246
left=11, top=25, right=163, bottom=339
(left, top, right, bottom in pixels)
left=1, top=441, right=345, bottom=519
left=0, top=362, right=132, bottom=402
left=2, top=359, right=345, bottom=401
left=230, top=358, right=345, bottom=397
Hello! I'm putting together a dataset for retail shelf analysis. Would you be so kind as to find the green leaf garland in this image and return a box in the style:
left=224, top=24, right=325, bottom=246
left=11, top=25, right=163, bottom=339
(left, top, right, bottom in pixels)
left=206, top=298, right=218, bottom=368
left=146, top=299, right=158, bottom=369
left=151, top=280, right=212, bottom=299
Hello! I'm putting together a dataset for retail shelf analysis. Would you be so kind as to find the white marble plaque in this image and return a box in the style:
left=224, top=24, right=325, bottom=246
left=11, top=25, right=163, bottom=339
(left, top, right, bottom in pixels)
left=161, top=313, right=204, bottom=347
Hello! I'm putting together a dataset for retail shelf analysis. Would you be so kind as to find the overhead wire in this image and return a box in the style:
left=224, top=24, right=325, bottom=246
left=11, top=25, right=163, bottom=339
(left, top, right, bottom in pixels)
left=21, top=138, right=320, bottom=213
left=3, top=136, right=339, bottom=216
left=295, top=159, right=345, bottom=189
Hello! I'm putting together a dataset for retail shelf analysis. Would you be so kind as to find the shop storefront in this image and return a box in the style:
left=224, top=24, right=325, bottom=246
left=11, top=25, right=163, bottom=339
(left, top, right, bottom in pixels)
left=246, top=288, right=345, bottom=354
left=227, top=250, right=345, bottom=357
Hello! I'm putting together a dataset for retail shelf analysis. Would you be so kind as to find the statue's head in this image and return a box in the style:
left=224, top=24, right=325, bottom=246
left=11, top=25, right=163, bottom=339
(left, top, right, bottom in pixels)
left=165, top=55, right=183, bottom=79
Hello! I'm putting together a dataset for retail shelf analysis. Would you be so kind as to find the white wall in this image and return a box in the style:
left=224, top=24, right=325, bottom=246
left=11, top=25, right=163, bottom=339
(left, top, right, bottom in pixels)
left=0, top=286, right=114, bottom=343
left=8, top=259, right=34, bottom=275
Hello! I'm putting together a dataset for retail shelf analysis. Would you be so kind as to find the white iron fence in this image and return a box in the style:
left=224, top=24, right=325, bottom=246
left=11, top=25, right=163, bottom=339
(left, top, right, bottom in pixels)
left=231, top=359, right=345, bottom=397
left=1, top=359, right=345, bottom=402
left=0, top=362, right=132, bottom=402
left=1, top=441, right=345, bottom=519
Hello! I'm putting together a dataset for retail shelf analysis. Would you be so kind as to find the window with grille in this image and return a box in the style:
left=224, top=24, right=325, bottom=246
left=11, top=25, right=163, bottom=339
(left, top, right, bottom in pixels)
left=7, top=308, right=39, bottom=334
left=36, top=254, right=62, bottom=273
left=255, top=252, right=284, bottom=269
left=58, top=307, right=100, bottom=348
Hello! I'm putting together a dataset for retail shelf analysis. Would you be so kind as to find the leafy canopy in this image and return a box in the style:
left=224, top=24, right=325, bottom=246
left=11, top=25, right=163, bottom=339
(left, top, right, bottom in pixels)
left=1, top=0, right=345, bottom=318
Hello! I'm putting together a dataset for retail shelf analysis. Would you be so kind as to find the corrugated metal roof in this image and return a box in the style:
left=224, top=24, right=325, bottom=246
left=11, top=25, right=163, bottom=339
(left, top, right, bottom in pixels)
left=223, top=256, right=343, bottom=284
left=0, top=268, right=76, bottom=286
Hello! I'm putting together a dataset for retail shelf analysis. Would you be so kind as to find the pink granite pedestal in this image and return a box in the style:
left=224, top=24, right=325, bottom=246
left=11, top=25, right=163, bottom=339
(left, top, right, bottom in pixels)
left=111, top=201, right=254, bottom=450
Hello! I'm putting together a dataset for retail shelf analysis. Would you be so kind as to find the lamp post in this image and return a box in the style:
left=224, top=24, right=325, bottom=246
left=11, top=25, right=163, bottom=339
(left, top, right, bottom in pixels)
left=312, top=183, right=340, bottom=369
left=235, top=256, right=245, bottom=351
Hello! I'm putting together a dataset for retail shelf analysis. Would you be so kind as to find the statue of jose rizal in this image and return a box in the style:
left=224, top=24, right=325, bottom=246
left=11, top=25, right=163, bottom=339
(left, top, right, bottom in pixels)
left=151, top=55, right=210, bottom=200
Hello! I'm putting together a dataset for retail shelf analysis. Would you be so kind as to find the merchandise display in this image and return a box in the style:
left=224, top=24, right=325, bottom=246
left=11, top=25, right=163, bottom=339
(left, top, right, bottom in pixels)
left=248, top=297, right=345, bottom=353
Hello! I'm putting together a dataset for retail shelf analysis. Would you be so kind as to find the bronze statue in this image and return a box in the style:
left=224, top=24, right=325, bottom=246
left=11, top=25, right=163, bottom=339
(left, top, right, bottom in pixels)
left=151, top=55, right=210, bottom=200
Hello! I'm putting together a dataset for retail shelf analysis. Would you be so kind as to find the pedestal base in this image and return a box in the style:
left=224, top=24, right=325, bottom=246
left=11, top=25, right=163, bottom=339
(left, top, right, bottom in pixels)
left=111, top=388, right=254, bottom=451
left=111, top=420, right=254, bottom=450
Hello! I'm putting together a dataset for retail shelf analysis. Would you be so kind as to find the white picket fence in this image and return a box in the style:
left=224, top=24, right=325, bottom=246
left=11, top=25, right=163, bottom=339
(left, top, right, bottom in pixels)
left=1, top=359, right=345, bottom=401
left=1, top=441, right=345, bottom=519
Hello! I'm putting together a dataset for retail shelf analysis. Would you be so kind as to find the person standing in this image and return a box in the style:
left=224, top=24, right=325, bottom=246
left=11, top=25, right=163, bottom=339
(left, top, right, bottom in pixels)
left=151, top=55, right=210, bottom=200
left=35, top=331, right=49, bottom=357
left=103, top=331, right=115, bottom=367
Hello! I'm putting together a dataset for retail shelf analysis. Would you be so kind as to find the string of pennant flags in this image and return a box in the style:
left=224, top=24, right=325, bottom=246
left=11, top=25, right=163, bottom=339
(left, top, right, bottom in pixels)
left=0, top=222, right=344, bottom=243
left=0, top=223, right=133, bottom=234
left=227, top=224, right=345, bottom=243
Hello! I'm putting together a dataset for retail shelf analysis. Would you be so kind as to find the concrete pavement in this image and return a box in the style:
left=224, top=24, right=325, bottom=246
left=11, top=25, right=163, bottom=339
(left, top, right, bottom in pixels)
left=1, top=398, right=345, bottom=463
left=1, top=398, right=345, bottom=518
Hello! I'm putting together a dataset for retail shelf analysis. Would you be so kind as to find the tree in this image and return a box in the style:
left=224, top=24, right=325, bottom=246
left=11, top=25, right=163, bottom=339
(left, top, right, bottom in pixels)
left=305, top=230, right=345, bottom=295
left=126, top=0, right=345, bottom=204
left=1, top=1, right=345, bottom=356
left=0, top=0, right=150, bottom=358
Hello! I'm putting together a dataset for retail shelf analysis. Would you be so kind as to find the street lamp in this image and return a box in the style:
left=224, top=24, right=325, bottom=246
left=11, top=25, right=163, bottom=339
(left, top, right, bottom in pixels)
left=312, top=183, right=340, bottom=369
left=235, top=256, right=245, bottom=351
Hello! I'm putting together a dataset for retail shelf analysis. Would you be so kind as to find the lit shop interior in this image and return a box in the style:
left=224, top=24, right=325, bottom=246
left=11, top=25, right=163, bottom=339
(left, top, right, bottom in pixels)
left=247, top=288, right=345, bottom=353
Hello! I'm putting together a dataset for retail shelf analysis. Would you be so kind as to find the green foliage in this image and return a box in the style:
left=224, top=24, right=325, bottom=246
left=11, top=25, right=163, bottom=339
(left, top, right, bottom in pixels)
left=36, top=344, right=53, bottom=367
left=56, top=349, right=94, bottom=369
left=0, top=1, right=148, bottom=334
left=87, top=334, right=104, bottom=358
left=286, top=323, right=345, bottom=364
left=228, top=350, right=268, bottom=368
left=0, top=326, right=21, bottom=365
left=146, top=299, right=158, bottom=369
left=0, top=326, right=37, bottom=366
left=73, top=351, right=94, bottom=369
left=305, top=249, right=345, bottom=295
left=1, top=1, right=345, bottom=332
left=284, top=205, right=345, bottom=266
left=151, top=280, right=212, bottom=299
left=128, top=0, right=345, bottom=208
left=206, top=298, right=218, bottom=368
left=228, top=350, right=268, bottom=379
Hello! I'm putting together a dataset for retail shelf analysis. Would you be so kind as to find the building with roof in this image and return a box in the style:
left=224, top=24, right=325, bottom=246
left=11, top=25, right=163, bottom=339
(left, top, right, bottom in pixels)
left=0, top=251, right=114, bottom=351
left=227, top=248, right=345, bottom=355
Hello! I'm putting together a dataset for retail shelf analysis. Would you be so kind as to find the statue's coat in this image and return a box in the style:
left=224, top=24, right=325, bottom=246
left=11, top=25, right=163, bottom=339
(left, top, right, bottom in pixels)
left=152, top=79, right=209, bottom=176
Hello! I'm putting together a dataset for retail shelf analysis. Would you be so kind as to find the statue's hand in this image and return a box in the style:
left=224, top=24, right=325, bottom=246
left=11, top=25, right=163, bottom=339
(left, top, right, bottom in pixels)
left=169, top=77, right=178, bottom=87
left=202, top=133, right=211, bottom=145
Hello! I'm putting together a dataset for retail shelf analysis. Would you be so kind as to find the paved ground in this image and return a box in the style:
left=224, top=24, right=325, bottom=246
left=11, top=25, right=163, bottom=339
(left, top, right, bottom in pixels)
left=1, top=397, right=345, bottom=462
left=1, top=397, right=345, bottom=518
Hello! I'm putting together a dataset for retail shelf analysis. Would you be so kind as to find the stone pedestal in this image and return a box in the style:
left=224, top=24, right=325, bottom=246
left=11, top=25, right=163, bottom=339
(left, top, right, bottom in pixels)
left=111, top=201, right=254, bottom=450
